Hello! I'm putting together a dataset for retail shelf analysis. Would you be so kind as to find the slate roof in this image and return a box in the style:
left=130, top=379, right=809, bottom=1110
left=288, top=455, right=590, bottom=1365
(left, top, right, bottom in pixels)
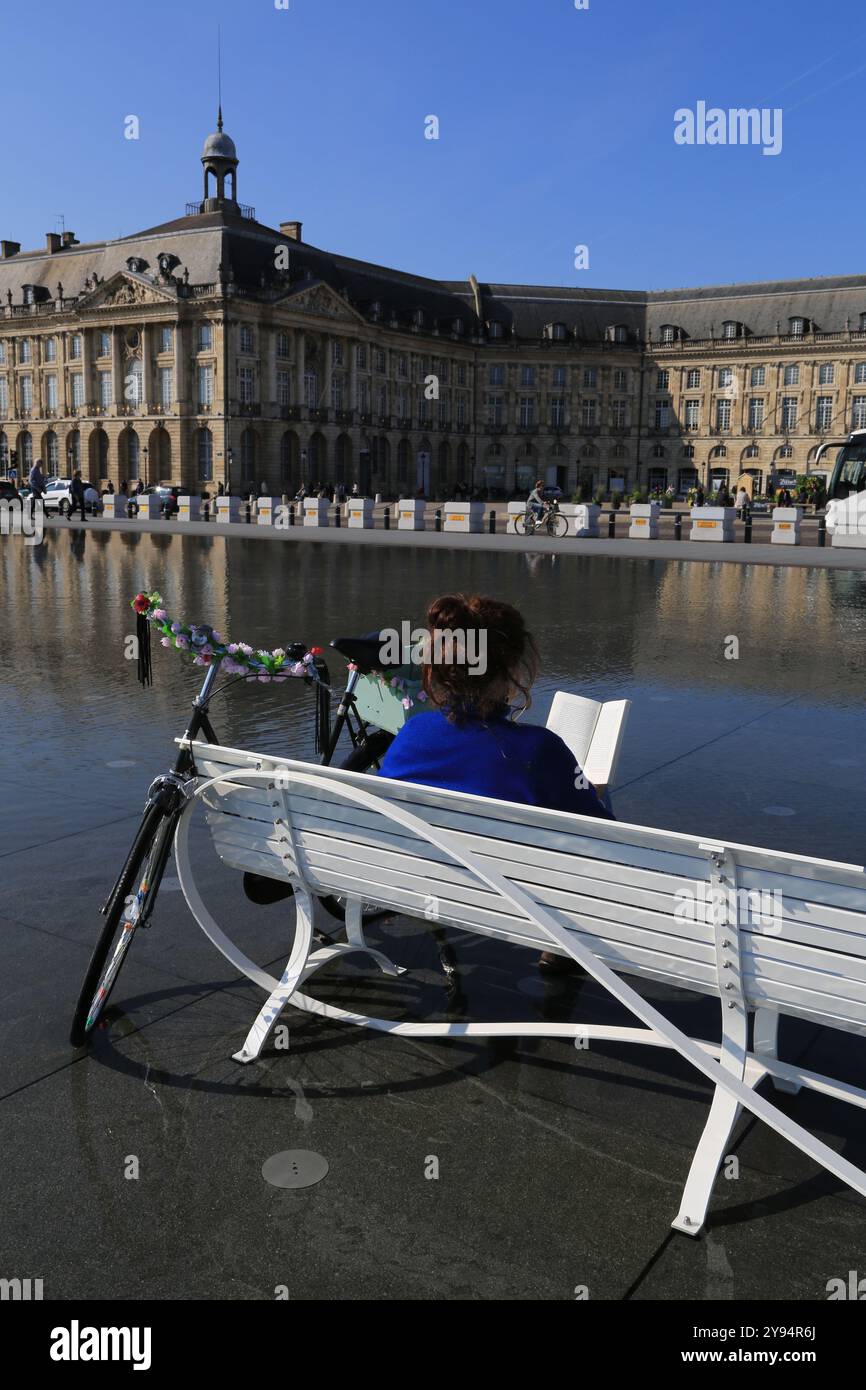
left=1, top=202, right=865, bottom=345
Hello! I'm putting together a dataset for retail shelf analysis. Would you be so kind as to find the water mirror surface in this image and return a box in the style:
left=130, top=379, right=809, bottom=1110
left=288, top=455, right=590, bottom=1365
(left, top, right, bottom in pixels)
left=3, top=529, right=866, bottom=863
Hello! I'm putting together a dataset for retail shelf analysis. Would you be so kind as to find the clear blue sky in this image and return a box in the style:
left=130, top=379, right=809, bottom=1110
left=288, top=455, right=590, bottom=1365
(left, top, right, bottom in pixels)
left=3, top=0, right=863, bottom=290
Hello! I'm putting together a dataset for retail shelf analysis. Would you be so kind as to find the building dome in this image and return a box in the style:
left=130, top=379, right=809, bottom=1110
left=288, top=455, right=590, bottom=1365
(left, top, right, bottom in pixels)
left=202, top=129, right=237, bottom=161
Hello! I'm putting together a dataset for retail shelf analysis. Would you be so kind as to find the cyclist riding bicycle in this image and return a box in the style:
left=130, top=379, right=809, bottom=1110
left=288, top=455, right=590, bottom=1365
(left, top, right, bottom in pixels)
left=527, top=479, right=546, bottom=523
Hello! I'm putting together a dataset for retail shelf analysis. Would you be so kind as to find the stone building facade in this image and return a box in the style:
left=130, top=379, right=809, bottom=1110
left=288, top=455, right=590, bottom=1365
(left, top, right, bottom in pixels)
left=2, top=114, right=866, bottom=499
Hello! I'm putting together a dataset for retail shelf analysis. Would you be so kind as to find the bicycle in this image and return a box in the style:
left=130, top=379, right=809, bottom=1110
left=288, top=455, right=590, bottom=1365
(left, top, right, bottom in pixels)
left=69, top=594, right=405, bottom=1047
left=514, top=502, right=568, bottom=538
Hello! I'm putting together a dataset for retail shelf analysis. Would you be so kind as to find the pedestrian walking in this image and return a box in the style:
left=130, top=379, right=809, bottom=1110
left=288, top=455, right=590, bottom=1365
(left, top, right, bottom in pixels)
left=70, top=470, right=87, bottom=521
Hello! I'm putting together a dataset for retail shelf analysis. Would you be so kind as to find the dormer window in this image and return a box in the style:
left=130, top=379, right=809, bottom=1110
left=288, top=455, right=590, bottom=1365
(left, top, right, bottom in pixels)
left=22, top=285, right=36, bottom=305
left=450, top=317, right=464, bottom=336
left=126, top=256, right=148, bottom=274
left=860, top=313, right=866, bottom=332
left=721, top=320, right=742, bottom=340
left=412, top=308, right=425, bottom=328
left=368, top=301, right=382, bottom=321
left=659, top=324, right=682, bottom=344
left=607, top=324, right=629, bottom=343
left=789, top=316, right=808, bottom=337
left=545, top=322, right=568, bottom=341
left=487, top=320, right=504, bottom=340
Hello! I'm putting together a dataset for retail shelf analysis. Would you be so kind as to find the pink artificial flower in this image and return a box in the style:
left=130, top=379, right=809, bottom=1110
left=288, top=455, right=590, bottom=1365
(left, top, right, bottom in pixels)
left=153, top=608, right=167, bottom=621
left=160, top=636, right=171, bottom=647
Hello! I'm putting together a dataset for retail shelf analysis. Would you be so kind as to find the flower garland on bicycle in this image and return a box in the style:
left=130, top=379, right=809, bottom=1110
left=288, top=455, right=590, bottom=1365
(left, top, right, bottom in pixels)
left=131, top=590, right=323, bottom=683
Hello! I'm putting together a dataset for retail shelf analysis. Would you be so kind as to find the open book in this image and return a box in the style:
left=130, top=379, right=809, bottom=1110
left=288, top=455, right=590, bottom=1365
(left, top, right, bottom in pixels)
left=545, top=692, right=631, bottom=797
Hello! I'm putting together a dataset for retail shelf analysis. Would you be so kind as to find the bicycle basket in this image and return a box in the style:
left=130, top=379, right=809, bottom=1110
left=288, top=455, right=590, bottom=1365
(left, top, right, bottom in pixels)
left=353, top=664, right=425, bottom=735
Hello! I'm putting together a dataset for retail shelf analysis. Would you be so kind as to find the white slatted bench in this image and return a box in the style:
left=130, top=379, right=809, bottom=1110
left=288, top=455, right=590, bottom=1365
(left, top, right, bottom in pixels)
left=174, top=739, right=866, bottom=1236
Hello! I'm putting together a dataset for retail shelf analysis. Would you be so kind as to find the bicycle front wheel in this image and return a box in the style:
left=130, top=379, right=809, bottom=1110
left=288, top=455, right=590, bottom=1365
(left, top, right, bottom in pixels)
left=548, top=512, right=568, bottom=538
left=514, top=514, right=529, bottom=535
left=69, top=809, right=174, bottom=1046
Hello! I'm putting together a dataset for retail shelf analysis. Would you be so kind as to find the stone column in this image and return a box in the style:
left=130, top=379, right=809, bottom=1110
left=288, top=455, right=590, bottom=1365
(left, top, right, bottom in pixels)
left=175, top=320, right=187, bottom=411
left=295, top=330, right=305, bottom=408
left=323, top=336, right=333, bottom=412
left=349, top=339, right=358, bottom=419
left=111, top=327, right=123, bottom=410
left=81, top=327, right=92, bottom=410
left=142, top=323, right=154, bottom=409
left=59, top=334, right=69, bottom=416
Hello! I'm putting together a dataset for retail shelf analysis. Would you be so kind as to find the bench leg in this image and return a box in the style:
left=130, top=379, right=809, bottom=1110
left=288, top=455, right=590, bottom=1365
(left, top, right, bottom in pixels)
left=753, top=1007, right=801, bottom=1094
left=672, top=1002, right=748, bottom=1237
left=232, top=887, right=315, bottom=1065
left=343, top=897, right=406, bottom=979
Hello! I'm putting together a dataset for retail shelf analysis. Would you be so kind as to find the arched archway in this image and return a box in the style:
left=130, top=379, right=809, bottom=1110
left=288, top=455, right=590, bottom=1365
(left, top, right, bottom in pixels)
left=147, top=427, right=171, bottom=484
left=89, top=428, right=109, bottom=480
left=308, top=431, right=327, bottom=485
left=335, top=433, right=352, bottom=485
left=197, top=428, right=213, bottom=482
left=280, top=431, right=299, bottom=489
left=0, top=432, right=8, bottom=472
left=240, top=428, right=258, bottom=486
left=17, top=431, right=33, bottom=473
left=119, top=427, right=140, bottom=482
left=42, top=429, right=60, bottom=475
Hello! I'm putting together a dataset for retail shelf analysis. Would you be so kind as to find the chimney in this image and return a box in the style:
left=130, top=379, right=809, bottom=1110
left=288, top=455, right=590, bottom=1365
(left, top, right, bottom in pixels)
left=61, top=231, right=78, bottom=248
left=1, top=241, right=20, bottom=259
left=46, top=232, right=62, bottom=253
left=280, top=221, right=303, bottom=242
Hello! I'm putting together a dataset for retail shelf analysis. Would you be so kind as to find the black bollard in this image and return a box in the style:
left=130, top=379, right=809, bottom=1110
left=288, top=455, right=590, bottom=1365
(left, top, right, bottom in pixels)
left=434, top=508, right=442, bottom=532
left=203, top=500, right=209, bottom=523
left=245, top=501, right=252, bottom=524
left=674, top=512, right=682, bottom=541
left=607, top=510, right=616, bottom=539
left=384, top=506, right=390, bottom=530
left=818, top=513, right=826, bottom=547
left=289, top=504, right=295, bottom=527
left=488, top=509, right=496, bottom=534
left=334, top=505, right=340, bottom=528
left=743, top=512, right=752, bottom=544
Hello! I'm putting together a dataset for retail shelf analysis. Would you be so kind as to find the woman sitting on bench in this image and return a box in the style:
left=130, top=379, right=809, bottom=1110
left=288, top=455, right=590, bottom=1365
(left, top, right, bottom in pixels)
left=378, top=593, right=613, bottom=818
left=378, top=594, right=613, bottom=973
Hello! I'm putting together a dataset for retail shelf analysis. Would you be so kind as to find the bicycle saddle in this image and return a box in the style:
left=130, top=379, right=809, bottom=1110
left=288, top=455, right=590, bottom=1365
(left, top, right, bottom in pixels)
left=330, top=634, right=400, bottom=674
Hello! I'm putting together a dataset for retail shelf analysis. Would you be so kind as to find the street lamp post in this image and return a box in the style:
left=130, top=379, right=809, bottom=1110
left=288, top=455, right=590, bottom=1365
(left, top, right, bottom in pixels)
left=227, top=446, right=233, bottom=496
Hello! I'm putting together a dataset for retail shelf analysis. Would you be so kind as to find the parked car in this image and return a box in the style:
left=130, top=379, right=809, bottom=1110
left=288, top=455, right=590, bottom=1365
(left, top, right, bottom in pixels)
left=41, top=479, right=76, bottom=515
left=138, top=485, right=183, bottom=517
left=0, top=478, right=22, bottom=502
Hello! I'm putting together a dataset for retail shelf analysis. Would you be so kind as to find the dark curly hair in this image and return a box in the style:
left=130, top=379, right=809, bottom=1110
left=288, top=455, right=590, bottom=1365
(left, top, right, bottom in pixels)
left=421, top=593, right=539, bottom=724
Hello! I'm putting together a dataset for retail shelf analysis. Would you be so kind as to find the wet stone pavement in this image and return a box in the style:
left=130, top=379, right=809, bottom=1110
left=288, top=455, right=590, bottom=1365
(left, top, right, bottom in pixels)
left=2, top=529, right=866, bottom=1299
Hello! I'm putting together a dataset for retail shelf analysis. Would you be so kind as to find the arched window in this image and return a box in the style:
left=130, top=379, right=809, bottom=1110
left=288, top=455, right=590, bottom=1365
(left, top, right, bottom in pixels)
left=0, top=432, right=7, bottom=469
left=67, top=430, right=80, bottom=470
left=789, top=316, right=808, bottom=337
left=197, top=428, right=213, bottom=480
left=721, top=320, right=742, bottom=340
left=18, top=431, right=32, bottom=469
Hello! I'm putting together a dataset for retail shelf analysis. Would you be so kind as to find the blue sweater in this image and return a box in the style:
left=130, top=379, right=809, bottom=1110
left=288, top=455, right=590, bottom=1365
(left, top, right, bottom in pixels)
left=378, top=709, right=614, bottom=819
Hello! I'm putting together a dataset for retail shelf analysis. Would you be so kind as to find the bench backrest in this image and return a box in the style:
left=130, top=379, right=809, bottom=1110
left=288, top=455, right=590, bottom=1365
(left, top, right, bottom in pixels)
left=190, top=740, right=866, bottom=1040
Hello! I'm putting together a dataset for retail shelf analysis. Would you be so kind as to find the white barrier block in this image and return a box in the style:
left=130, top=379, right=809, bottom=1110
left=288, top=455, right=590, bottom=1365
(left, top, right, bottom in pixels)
left=397, top=498, right=427, bottom=530
left=348, top=499, right=374, bottom=528
left=571, top=503, right=600, bottom=538
left=303, top=499, right=330, bottom=527
left=217, top=497, right=242, bottom=523
left=629, top=503, right=660, bottom=539
left=101, top=495, right=127, bottom=519
left=690, top=506, right=734, bottom=541
left=507, top=501, right=526, bottom=534
left=178, top=495, right=201, bottom=522
left=770, top=506, right=802, bottom=545
left=134, top=495, right=162, bottom=519
left=256, top=496, right=281, bottom=527
left=444, top=500, right=483, bottom=533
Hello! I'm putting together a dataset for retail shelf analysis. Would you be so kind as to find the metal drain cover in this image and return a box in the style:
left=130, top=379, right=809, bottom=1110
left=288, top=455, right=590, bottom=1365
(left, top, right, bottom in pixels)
left=262, top=1150, right=329, bottom=1190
